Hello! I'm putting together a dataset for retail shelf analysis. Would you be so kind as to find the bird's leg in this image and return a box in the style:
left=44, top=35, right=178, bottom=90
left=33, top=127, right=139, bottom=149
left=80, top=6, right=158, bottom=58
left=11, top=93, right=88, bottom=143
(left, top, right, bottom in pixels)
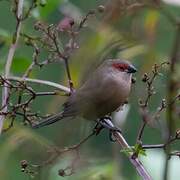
left=99, top=116, right=121, bottom=132
left=93, top=116, right=114, bottom=136
left=98, top=116, right=122, bottom=142
left=93, top=122, right=104, bottom=135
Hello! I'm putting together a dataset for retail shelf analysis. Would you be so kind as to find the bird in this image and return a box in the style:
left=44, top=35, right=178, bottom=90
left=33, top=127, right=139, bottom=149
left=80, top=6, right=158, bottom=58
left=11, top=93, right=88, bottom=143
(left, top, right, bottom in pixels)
left=32, top=59, right=137, bottom=129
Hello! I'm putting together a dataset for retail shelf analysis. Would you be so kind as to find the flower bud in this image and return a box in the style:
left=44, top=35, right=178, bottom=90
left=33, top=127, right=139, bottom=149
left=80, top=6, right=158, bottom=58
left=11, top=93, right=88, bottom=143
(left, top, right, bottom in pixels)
left=57, top=17, right=74, bottom=32
left=20, top=160, right=28, bottom=169
left=97, top=5, right=105, bottom=13
left=58, top=169, right=65, bottom=176
left=142, top=73, right=149, bottom=82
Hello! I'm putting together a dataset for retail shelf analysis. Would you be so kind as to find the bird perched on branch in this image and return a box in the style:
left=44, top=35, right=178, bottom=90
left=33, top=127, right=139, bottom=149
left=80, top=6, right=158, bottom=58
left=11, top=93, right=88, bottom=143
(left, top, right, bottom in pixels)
left=32, top=59, right=137, bottom=129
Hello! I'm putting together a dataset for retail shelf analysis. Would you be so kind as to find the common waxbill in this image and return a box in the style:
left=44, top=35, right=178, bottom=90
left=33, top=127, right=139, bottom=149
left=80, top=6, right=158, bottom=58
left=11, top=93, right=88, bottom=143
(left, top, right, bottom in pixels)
left=32, top=59, right=137, bottom=128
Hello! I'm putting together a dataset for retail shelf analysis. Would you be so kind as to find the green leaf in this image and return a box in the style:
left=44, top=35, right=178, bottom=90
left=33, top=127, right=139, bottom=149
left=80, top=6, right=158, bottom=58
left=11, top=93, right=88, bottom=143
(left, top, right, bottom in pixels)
left=139, top=149, right=147, bottom=156
left=133, top=143, right=147, bottom=157
left=120, top=147, right=134, bottom=156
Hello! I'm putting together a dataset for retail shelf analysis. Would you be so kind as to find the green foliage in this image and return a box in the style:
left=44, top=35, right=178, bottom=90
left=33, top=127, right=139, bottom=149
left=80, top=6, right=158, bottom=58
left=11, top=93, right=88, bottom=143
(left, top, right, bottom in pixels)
left=120, top=147, right=134, bottom=156
left=120, top=144, right=147, bottom=157
left=134, top=143, right=147, bottom=157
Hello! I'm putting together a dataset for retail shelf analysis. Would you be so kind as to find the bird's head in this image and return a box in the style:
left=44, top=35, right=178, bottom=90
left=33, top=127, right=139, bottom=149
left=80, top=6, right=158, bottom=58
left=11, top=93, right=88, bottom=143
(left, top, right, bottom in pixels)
left=102, top=59, right=137, bottom=74
left=98, top=59, right=137, bottom=84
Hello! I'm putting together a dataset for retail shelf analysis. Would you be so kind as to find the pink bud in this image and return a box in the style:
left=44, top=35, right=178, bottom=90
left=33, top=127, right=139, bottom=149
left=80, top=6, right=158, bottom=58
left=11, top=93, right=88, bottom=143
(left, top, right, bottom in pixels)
left=57, top=17, right=74, bottom=32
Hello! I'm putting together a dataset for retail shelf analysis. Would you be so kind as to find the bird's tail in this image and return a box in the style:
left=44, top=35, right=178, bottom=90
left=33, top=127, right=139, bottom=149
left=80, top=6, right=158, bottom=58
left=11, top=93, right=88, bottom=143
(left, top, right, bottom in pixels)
left=32, top=112, right=64, bottom=129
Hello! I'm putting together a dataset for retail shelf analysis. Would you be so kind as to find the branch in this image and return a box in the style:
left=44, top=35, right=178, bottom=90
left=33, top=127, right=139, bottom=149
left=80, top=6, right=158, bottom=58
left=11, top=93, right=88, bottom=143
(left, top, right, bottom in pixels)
left=137, top=62, right=169, bottom=143
left=7, top=76, right=70, bottom=93
left=0, top=0, right=24, bottom=134
left=164, top=24, right=180, bottom=180
left=21, top=131, right=96, bottom=177
left=143, top=131, right=180, bottom=149
left=136, top=121, right=146, bottom=143
left=106, top=120, right=152, bottom=180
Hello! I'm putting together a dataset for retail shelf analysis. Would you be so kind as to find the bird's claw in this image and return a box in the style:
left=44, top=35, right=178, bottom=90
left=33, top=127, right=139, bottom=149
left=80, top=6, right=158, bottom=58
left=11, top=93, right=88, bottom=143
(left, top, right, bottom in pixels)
left=93, top=122, right=104, bottom=135
left=109, top=127, right=122, bottom=142
left=94, top=116, right=122, bottom=142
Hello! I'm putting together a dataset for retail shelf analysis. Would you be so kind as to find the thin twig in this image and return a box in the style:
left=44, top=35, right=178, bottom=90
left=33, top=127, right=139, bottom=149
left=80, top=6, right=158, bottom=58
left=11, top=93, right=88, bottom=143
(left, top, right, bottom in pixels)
left=33, top=131, right=95, bottom=168
left=142, top=133, right=180, bottom=149
left=137, top=62, right=170, bottom=144
left=63, top=57, right=74, bottom=92
left=136, top=121, right=146, bottom=143
left=7, top=76, right=70, bottom=93
left=35, top=92, right=58, bottom=96
left=0, top=0, right=24, bottom=134
left=142, top=144, right=164, bottom=149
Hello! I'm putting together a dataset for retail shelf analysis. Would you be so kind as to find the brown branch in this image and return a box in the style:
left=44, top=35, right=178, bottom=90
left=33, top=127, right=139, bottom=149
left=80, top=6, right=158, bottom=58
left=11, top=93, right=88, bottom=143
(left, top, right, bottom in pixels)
left=137, top=62, right=169, bottom=143
left=136, top=121, right=146, bottom=143
left=63, top=57, right=74, bottom=92
left=52, top=31, right=74, bottom=92
left=23, top=130, right=96, bottom=177
left=164, top=24, right=180, bottom=180
left=23, top=42, right=40, bottom=78
left=0, top=74, right=71, bottom=131
left=43, top=25, right=74, bottom=92
left=23, top=119, right=152, bottom=179
left=143, top=130, right=180, bottom=149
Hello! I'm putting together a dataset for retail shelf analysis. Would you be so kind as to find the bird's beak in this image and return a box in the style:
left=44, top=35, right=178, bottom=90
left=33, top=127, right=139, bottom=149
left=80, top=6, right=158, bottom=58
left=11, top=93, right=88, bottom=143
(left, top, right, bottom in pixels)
left=127, top=65, right=137, bottom=73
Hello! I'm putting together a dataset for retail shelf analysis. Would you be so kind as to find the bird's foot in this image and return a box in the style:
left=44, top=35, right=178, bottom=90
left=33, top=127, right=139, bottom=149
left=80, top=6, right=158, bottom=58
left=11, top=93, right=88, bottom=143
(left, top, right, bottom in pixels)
left=96, top=116, right=122, bottom=142
left=93, top=122, right=104, bottom=135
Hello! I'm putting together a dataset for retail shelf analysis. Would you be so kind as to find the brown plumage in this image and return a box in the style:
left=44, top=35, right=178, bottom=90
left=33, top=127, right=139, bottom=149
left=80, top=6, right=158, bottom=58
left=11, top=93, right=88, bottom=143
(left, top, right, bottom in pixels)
left=32, top=59, right=137, bottom=128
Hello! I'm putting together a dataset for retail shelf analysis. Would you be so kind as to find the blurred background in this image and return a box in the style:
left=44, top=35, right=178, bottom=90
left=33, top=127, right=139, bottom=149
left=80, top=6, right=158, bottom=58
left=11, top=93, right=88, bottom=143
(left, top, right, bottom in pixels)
left=0, top=0, right=179, bottom=179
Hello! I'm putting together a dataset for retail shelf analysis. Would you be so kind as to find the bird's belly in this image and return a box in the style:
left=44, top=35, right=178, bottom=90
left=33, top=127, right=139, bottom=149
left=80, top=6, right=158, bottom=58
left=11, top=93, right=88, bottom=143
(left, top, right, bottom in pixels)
left=95, top=91, right=126, bottom=117
left=82, top=81, right=130, bottom=119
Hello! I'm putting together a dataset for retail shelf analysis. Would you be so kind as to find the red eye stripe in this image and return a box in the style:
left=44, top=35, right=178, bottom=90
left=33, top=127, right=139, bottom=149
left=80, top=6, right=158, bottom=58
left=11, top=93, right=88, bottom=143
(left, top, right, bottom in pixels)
left=112, top=63, right=129, bottom=71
